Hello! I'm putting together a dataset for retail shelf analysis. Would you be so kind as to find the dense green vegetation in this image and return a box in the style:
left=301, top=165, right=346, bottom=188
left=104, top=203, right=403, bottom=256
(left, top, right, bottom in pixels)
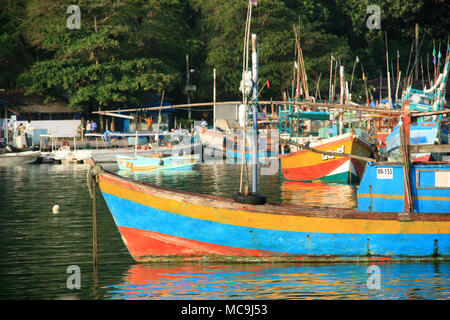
left=1, top=0, right=448, bottom=113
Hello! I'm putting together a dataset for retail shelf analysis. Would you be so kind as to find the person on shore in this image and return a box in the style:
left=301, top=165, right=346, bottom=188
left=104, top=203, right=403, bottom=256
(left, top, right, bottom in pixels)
left=143, top=116, right=153, bottom=131
left=91, top=120, right=97, bottom=133
left=86, top=120, right=92, bottom=135
left=18, top=123, right=25, bottom=135
left=6, top=120, right=13, bottom=140
left=201, top=118, right=208, bottom=127
left=86, top=120, right=92, bottom=141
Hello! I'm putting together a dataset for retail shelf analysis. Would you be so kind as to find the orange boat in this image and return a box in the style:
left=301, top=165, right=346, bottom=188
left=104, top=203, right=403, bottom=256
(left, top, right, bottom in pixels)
left=280, top=132, right=372, bottom=183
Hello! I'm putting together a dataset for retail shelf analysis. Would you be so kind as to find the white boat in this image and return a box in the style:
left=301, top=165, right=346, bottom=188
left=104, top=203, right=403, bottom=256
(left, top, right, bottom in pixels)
left=117, top=154, right=200, bottom=171
left=195, top=126, right=225, bottom=151
left=89, top=131, right=202, bottom=163
left=0, top=150, right=41, bottom=166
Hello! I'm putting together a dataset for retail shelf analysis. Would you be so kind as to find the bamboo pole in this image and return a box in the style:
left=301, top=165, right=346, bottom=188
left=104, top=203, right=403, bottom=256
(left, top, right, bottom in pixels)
left=92, top=180, right=98, bottom=276
left=414, top=24, right=419, bottom=80
left=405, top=39, right=415, bottom=89
left=400, top=100, right=413, bottom=214
left=385, top=32, right=392, bottom=107
left=315, top=72, right=322, bottom=100
left=395, top=71, right=402, bottom=104
left=329, top=56, right=334, bottom=101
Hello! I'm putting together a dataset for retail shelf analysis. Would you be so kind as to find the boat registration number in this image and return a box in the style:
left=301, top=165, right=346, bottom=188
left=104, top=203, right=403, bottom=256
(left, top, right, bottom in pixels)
left=376, top=167, right=393, bottom=179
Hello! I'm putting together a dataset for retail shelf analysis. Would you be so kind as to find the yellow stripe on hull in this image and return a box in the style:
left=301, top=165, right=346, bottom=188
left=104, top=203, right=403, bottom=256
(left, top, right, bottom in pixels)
left=99, top=180, right=450, bottom=235
left=281, top=135, right=371, bottom=170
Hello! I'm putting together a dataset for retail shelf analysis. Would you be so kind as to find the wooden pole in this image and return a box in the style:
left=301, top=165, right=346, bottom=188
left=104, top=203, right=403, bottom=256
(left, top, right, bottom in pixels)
left=350, top=57, right=358, bottom=93
left=361, top=63, right=369, bottom=107
left=339, top=65, right=344, bottom=135
left=92, top=180, right=98, bottom=275
left=213, top=68, right=216, bottom=130
left=396, top=50, right=400, bottom=96
left=421, top=56, right=425, bottom=89
left=385, top=32, right=392, bottom=108
left=329, top=56, right=333, bottom=101
left=405, top=39, right=415, bottom=89
left=333, top=58, right=338, bottom=100
left=395, top=71, right=402, bottom=104
left=315, top=72, right=322, bottom=100
left=379, top=69, right=382, bottom=104
left=414, top=24, right=419, bottom=80
left=400, top=100, right=413, bottom=214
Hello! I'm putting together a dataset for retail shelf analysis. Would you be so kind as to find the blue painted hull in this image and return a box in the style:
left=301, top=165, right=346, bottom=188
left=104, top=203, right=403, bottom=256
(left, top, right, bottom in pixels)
left=102, top=192, right=450, bottom=257
left=358, top=162, right=450, bottom=214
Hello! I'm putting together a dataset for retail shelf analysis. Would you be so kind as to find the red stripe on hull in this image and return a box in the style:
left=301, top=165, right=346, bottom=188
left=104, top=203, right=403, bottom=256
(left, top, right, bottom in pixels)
left=282, top=157, right=348, bottom=181
left=118, top=226, right=284, bottom=260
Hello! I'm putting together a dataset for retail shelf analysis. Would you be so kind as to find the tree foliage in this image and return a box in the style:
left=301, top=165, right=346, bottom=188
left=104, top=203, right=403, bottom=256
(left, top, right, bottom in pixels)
left=1, top=0, right=448, bottom=109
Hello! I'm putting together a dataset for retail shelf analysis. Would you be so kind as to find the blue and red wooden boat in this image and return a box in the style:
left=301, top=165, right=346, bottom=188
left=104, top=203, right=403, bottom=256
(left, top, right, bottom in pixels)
left=93, top=167, right=450, bottom=263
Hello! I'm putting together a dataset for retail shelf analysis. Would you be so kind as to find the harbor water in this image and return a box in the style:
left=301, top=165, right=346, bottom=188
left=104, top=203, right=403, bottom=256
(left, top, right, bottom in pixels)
left=0, top=163, right=449, bottom=300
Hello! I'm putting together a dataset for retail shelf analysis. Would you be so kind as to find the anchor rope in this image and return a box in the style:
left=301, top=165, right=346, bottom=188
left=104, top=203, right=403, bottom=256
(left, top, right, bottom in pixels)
left=87, top=164, right=104, bottom=198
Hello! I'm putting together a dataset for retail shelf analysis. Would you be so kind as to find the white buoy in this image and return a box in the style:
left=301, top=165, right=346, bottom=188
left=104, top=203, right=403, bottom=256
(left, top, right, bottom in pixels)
left=52, top=205, right=60, bottom=214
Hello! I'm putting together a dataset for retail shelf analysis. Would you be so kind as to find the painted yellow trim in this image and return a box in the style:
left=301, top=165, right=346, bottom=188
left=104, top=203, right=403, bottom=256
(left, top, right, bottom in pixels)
left=359, top=193, right=450, bottom=201
left=99, top=180, right=450, bottom=234
left=281, top=139, right=371, bottom=170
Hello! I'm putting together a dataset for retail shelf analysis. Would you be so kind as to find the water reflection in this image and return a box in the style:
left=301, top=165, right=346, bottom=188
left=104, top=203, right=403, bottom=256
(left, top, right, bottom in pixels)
left=103, top=262, right=450, bottom=300
left=1, top=163, right=448, bottom=300
left=281, top=181, right=357, bottom=208
left=113, top=163, right=282, bottom=202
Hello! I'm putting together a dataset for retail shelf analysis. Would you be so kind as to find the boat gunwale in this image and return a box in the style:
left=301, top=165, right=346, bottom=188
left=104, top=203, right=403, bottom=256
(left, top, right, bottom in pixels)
left=279, top=134, right=371, bottom=160
left=98, top=169, right=450, bottom=221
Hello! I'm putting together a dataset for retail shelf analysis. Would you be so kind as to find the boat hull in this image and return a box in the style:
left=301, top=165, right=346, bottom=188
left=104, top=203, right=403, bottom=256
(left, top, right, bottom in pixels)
left=386, top=122, right=449, bottom=162
left=97, top=171, right=450, bottom=262
left=280, top=133, right=372, bottom=183
left=91, top=143, right=202, bottom=163
left=117, top=154, right=199, bottom=171
left=358, top=162, right=450, bottom=214
left=0, top=151, right=41, bottom=166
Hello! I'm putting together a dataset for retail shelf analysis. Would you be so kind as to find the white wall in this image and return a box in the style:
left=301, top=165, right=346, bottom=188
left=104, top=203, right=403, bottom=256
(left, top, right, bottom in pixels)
left=27, top=120, right=81, bottom=136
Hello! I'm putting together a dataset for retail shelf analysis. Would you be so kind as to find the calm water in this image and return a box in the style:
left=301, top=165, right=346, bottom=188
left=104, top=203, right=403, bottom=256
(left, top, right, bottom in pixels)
left=0, top=163, right=449, bottom=300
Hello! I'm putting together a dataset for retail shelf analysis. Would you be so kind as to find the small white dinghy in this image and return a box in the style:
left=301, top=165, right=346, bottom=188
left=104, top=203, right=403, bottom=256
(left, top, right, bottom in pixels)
left=0, top=150, right=41, bottom=166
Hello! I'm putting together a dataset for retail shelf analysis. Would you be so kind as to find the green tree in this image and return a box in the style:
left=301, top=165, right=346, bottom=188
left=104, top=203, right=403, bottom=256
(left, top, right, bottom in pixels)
left=0, top=0, right=34, bottom=88
left=16, top=0, right=191, bottom=117
left=192, top=0, right=352, bottom=102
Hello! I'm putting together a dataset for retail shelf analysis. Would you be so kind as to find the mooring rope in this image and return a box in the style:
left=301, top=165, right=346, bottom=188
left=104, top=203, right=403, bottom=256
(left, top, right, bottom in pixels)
left=87, top=164, right=104, bottom=198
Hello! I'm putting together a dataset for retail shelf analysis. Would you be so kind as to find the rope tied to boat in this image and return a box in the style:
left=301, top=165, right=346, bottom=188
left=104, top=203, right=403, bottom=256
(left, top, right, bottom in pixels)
left=87, top=164, right=104, bottom=198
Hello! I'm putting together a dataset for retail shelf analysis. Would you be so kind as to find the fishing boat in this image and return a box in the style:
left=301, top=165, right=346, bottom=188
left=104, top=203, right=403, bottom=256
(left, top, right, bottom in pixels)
left=90, top=165, right=449, bottom=262
left=88, top=131, right=202, bottom=163
left=117, top=154, right=200, bottom=171
left=386, top=46, right=450, bottom=162
left=0, top=150, right=40, bottom=166
left=280, top=132, right=372, bottom=183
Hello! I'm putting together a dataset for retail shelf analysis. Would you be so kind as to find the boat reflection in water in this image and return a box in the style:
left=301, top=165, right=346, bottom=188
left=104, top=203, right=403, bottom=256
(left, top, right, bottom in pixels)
left=281, top=180, right=357, bottom=209
left=102, top=262, right=450, bottom=300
